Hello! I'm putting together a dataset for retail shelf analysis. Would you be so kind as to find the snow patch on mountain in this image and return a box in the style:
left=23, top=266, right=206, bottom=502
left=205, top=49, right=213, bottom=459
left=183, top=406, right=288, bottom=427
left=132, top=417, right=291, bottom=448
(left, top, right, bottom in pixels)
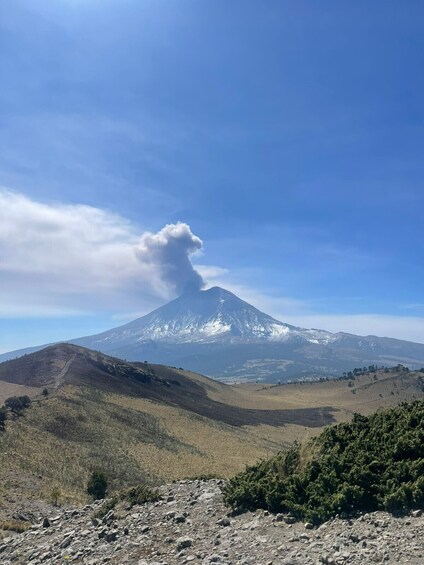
left=76, top=286, right=337, bottom=348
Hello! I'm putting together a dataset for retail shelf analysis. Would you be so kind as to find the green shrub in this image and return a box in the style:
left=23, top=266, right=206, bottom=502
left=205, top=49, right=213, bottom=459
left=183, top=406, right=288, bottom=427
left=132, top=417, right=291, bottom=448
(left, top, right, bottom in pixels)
left=92, top=497, right=116, bottom=520
left=91, top=483, right=159, bottom=520
left=87, top=471, right=108, bottom=500
left=119, top=484, right=159, bottom=507
left=223, top=399, right=424, bottom=524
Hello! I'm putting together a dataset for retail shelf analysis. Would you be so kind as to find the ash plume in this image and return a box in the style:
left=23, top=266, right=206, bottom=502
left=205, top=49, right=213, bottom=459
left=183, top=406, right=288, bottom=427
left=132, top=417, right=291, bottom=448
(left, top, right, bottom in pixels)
left=136, top=222, right=205, bottom=295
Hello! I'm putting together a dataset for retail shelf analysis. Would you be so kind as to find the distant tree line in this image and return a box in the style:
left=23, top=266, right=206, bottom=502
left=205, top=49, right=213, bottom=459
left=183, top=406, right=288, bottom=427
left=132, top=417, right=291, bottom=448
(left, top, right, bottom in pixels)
left=268, top=364, right=415, bottom=390
left=337, top=364, right=410, bottom=382
left=340, top=365, right=382, bottom=380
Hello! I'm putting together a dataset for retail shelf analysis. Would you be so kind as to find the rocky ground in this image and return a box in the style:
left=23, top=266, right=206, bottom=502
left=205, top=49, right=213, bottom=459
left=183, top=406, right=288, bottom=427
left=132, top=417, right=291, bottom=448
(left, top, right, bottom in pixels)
left=0, top=479, right=423, bottom=565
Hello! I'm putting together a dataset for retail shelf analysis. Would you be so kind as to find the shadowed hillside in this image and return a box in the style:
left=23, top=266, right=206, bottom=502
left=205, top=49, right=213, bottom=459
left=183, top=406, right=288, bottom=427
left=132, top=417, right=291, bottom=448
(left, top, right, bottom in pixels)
left=0, top=344, right=335, bottom=428
left=0, top=344, right=423, bottom=510
left=0, top=344, right=333, bottom=508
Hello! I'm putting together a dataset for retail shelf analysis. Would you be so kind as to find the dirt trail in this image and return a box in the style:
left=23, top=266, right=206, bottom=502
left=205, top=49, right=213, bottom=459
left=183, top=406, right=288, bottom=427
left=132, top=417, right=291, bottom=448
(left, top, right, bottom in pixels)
left=54, top=355, right=75, bottom=389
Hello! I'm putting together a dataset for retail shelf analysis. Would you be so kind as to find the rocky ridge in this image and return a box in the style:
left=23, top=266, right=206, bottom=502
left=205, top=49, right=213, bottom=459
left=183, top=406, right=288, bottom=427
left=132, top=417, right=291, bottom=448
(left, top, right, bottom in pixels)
left=1, top=480, right=423, bottom=565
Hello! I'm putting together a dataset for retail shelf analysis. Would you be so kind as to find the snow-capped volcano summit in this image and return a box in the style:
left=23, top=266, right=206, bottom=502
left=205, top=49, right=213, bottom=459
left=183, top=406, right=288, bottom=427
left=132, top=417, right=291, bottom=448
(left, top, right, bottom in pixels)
left=2, top=286, right=424, bottom=382
left=74, top=286, right=332, bottom=347
left=68, top=287, right=424, bottom=380
left=116, top=286, right=294, bottom=342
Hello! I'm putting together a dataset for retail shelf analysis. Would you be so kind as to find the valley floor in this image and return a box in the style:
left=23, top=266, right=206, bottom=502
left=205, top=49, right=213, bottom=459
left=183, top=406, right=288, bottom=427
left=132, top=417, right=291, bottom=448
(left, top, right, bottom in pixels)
left=1, top=479, right=423, bottom=565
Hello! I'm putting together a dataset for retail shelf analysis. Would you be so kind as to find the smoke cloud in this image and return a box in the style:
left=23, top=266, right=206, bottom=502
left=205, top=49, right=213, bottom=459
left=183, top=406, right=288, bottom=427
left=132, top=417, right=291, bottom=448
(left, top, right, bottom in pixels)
left=0, top=189, right=206, bottom=316
left=136, top=222, right=205, bottom=295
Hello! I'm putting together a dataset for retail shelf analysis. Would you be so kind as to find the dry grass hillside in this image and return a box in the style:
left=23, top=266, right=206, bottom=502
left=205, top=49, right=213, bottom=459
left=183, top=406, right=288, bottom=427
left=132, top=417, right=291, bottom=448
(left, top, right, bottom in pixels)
left=0, top=344, right=423, bottom=514
left=0, top=381, right=39, bottom=405
left=207, top=367, right=424, bottom=419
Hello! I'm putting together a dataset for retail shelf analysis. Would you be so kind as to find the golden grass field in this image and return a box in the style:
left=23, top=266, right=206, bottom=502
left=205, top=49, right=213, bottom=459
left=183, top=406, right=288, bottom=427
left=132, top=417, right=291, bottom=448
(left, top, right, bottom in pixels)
left=202, top=369, right=424, bottom=418
left=108, top=392, right=287, bottom=480
left=0, top=364, right=423, bottom=512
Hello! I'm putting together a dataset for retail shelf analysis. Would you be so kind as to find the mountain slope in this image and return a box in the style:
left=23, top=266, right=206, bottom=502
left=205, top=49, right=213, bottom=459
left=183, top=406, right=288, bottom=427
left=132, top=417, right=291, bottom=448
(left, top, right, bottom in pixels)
left=75, top=286, right=332, bottom=345
left=2, top=287, right=424, bottom=382
left=71, top=287, right=424, bottom=381
left=0, top=345, right=423, bottom=508
left=0, top=344, right=335, bottom=506
left=0, top=343, right=334, bottom=427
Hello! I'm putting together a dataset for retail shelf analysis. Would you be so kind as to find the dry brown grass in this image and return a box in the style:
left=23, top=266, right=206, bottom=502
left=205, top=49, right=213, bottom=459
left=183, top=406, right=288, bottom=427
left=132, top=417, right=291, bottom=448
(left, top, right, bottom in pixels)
left=0, top=380, right=41, bottom=405
left=0, top=386, right=168, bottom=505
left=203, top=369, right=424, bottom=422
left=242, top=422, right=321, bottom=448
left=0, top=385, right=294, bottom=506
left=107, top=393, right=284, bottom=479
left=0, top=366, right=421, bottom=510
left=0, top=519, right=32, bottom=533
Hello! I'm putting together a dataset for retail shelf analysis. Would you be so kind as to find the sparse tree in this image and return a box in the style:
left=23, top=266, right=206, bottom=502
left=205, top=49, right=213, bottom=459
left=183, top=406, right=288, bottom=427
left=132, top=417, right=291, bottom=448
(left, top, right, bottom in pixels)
left=5, top=396, right=23, bottom=414
left=4, top=395, right=31, bottom=416
left=20, top=395, right=31, bottom=408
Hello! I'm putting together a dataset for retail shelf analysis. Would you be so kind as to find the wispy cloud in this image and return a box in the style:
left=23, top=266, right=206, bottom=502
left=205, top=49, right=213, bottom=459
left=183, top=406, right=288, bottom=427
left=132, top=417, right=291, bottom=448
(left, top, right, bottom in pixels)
left=0, top=113, right=186, bottom=223
left=0, top=189, right=203, bottom=316
left=402, top=303, right=424, bottom=312
left=1, top=188, right=423, bottom=345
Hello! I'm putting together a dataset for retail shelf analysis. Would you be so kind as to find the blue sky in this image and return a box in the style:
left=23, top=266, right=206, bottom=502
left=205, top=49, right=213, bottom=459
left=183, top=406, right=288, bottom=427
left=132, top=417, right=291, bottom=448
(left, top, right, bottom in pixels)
left=1, top=0, right=424, bottom=352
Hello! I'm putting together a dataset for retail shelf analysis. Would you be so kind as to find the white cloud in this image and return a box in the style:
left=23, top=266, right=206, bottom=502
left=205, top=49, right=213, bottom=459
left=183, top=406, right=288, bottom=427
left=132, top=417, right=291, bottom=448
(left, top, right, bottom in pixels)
left=0, top=189, right=203, bottom=316
left=280, top=314, right=424, bottom=344
left=1, top=188, right=424, bottom=346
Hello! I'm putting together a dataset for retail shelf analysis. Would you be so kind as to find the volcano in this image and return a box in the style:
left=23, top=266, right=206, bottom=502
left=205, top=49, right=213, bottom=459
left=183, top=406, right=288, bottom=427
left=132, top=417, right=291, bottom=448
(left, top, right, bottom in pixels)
left=2, top=287, right=424, bottom=382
